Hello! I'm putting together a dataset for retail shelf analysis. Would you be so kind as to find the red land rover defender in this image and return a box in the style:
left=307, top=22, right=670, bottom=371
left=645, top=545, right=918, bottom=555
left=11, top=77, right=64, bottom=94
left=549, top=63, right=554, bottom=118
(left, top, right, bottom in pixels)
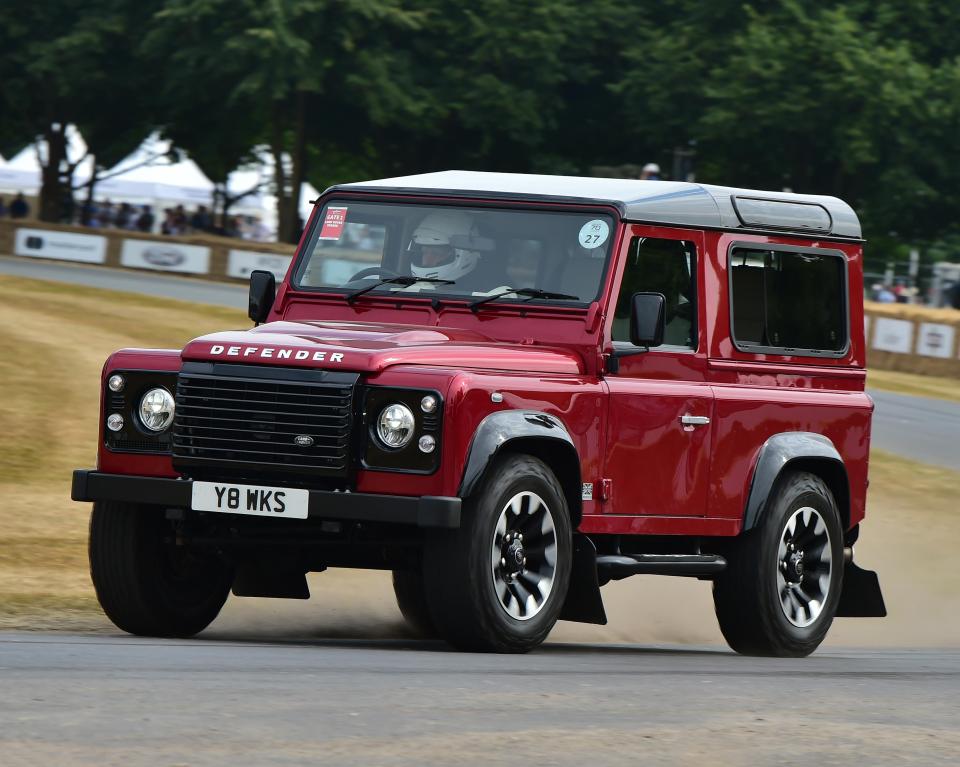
left=73, top=172, right=886, bottom=656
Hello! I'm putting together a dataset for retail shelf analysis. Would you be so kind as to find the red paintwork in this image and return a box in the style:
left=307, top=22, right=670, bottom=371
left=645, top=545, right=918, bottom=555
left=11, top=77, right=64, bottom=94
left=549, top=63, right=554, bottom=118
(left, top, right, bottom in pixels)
left=93, top=194, right=873, bottom=538
left=185, top=321, right=584, bottom=375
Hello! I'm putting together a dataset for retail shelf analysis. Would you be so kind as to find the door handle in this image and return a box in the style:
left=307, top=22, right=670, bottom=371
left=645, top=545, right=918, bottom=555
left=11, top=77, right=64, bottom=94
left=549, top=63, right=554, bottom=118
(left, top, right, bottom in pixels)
left=680, top=414, right=710, bottom=427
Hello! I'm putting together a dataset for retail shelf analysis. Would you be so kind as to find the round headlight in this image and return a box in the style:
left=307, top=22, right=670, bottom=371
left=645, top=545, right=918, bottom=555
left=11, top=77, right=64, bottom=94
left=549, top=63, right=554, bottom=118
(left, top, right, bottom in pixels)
left=376, top=403, right=415, bottom=448
left=139, top=387, right=175, bottom=432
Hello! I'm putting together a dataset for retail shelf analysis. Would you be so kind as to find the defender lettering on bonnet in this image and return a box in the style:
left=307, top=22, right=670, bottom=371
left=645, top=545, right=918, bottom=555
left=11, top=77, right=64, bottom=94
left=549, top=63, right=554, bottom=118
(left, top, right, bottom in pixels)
left=208, top=344, right=344, bottom=363
left=77, top=170, right=884, bottom=658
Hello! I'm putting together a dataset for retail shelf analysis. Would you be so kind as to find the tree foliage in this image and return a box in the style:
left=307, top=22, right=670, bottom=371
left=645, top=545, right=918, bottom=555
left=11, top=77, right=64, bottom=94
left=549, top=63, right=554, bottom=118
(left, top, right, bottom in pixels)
left=0, top=0, right=160, bottom=220
left=1, top=0, right=958, bottom=255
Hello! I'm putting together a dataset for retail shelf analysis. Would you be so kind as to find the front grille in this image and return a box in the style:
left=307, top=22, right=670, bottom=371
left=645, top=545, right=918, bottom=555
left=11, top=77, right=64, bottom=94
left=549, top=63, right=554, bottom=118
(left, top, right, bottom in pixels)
left=172, top=363, right=358, bottom=478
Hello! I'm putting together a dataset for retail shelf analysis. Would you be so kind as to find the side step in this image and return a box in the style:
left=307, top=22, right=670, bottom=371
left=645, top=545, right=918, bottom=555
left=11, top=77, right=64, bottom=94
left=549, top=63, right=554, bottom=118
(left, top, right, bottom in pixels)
left=597, top=553, right=727, bottom=581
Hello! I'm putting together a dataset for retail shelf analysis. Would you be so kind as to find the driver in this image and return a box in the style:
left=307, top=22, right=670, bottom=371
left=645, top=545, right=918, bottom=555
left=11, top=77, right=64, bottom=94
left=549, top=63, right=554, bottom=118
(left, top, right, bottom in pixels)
left=408, top=211, right=483, bottom=283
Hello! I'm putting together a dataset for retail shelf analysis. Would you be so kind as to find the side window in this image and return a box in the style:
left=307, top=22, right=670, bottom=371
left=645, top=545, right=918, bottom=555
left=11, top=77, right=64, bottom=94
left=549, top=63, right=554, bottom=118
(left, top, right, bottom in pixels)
left=613, top=237, right=697, bottom=349
left=730, top=246, right=847, bottom=355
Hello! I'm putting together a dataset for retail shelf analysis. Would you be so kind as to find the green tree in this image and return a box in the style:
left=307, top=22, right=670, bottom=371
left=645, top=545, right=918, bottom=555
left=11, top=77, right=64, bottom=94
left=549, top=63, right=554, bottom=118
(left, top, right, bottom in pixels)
left=147, top=0, right=422, bottom=242
left=614, top=0, right=759, bottom=174
left=615, top=0, right=960, bottom=254
left=0, top=0, right=160, bottom=222
left=698, top=2, right=960, bottom=245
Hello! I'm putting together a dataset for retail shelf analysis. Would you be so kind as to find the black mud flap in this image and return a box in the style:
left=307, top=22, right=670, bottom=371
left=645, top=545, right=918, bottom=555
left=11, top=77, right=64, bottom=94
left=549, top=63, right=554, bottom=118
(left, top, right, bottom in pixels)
left=836, top=561, right=887, bottom=617
left=232, top=563, right=311, bottom=600
left=559, top=535, right=607, bottom=625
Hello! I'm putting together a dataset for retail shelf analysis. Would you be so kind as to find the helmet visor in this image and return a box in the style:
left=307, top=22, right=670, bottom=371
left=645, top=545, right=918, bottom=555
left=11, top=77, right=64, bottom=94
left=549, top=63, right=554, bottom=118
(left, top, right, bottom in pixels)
left=410, top=243, right=456, bottom=269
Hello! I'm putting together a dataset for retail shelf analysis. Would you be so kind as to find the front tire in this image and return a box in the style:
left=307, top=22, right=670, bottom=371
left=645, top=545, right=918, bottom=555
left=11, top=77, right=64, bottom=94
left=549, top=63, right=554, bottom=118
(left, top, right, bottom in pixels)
left=713, top=471, right=844, bottom=657
left=423, top=454, right=572, bottom=653
left=89, top=502, right=233, bottom=637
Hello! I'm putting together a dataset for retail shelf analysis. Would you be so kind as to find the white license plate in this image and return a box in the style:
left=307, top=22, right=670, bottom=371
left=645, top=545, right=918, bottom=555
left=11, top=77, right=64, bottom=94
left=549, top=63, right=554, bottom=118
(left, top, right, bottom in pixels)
left=191, top=481, right=309, bottom=519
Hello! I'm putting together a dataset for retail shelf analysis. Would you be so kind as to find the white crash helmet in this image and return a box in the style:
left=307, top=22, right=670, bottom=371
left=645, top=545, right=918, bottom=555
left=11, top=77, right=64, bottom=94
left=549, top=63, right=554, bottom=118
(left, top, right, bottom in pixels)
left=409, top=210, right=481, bottom=281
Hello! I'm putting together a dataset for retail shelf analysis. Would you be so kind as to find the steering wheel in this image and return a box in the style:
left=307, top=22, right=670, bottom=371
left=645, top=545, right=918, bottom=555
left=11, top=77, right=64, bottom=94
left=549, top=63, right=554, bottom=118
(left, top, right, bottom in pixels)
left=347, top=266, right=401, bottom=282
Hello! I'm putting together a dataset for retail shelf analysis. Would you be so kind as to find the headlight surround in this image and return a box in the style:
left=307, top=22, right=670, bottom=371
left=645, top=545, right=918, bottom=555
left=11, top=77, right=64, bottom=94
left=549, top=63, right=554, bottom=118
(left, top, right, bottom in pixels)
left=139, top=387, right=176, bottom=432
left=376, top=403, right=416, bottom=449
left=364, top=387, right=442, bottom=473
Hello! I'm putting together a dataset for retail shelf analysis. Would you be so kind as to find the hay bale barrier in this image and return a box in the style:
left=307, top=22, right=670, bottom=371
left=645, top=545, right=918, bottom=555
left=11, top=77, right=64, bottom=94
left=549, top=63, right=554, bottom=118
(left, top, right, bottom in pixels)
left=866, top=301, right=960, bottom=378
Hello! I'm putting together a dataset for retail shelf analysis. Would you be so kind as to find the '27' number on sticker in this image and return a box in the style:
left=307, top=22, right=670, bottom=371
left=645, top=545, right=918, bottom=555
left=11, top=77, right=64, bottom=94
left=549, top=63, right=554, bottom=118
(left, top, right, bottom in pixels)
left=578, top=219, right=609, bottom=249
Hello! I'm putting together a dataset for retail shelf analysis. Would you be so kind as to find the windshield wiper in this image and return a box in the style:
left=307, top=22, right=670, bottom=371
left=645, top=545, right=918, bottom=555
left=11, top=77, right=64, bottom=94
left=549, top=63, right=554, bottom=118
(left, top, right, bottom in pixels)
left=345, top=276, right=454, bottom=304
left=470, top=287, right=579, bottom=312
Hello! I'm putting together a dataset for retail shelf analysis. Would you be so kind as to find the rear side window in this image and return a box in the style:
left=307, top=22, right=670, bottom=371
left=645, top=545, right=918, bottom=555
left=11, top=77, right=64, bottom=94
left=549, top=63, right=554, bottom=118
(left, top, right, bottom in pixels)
left=729, top=245, right=847, bottom=356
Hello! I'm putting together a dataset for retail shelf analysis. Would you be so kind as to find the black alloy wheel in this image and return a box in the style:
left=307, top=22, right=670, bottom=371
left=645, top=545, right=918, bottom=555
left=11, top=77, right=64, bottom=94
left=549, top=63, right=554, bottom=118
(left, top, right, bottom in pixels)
left=422, top=454, right=572, bottom=653
left=713, top=471, right=844, bottom=657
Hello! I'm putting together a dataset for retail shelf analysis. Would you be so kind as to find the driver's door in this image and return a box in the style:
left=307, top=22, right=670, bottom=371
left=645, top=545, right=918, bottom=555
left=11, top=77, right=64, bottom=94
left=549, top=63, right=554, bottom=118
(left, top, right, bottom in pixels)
left=603, top=232, right=713, bottom=518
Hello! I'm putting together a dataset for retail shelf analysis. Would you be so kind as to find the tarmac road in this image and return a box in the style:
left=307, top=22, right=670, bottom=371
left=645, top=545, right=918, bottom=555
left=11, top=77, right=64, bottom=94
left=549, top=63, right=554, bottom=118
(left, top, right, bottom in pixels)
left=868, top=389, right=960, bottom=471
left=2, top=254, right=959, bottom=469
left=0, top=254, right=248, bottom=309
left=0, top=632, right=957, bottom=766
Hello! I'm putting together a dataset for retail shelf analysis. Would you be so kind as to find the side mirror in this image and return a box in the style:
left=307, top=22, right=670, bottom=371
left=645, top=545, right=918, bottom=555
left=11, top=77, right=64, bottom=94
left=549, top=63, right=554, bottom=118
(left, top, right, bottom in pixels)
left=248, top=270, right=276, bottom=325
left=630, top=292, right=665, bottom=348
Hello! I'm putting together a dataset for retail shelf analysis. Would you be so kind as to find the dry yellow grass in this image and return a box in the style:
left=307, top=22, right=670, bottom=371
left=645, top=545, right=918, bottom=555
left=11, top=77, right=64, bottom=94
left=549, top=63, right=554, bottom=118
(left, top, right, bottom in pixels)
left=867, top=368, right=960, bottom=404
left=0, top=274, right=243, bottom=629
left=0, top=274, right=957, bottom=647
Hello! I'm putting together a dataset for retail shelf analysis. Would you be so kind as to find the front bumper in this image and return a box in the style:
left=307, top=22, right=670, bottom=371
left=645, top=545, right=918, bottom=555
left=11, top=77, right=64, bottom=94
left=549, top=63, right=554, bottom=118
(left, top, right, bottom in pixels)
left=71, top=470, right=461, bottom=529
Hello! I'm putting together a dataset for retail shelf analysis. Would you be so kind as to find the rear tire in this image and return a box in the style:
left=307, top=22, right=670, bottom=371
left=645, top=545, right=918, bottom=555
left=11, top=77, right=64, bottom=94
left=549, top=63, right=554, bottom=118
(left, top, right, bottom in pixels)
left=423, top=454, right=572, bottom=653
left=392, top=569, right=437, bottom=637
left=713, top=472, right=843, bottom=657
left=89, top=502, right=233, bottom=637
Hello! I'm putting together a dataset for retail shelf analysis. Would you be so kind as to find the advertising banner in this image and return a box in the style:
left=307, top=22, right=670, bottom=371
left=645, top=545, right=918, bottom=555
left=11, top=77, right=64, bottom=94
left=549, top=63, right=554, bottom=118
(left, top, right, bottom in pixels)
left=916, top=322, right=956, bottom=359
left=14, top=228, right=107, bottom=264
left=226, top=250, right=293, bottom=282
left=120, top=239, right=210, bottom=274
left=872, top=317, right=913, bottom=354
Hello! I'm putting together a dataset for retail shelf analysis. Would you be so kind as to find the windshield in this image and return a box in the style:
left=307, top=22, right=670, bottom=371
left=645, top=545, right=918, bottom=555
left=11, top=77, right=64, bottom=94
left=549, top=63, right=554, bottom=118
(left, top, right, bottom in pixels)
left=293, top=201, right=616, bottom=305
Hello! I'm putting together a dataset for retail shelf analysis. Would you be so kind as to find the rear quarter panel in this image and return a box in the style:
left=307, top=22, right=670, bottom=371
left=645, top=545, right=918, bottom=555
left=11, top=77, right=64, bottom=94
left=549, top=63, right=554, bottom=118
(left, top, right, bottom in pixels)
left=703, top=230, right=871, bottom=531
left=708, top=383, right=872, bottom=528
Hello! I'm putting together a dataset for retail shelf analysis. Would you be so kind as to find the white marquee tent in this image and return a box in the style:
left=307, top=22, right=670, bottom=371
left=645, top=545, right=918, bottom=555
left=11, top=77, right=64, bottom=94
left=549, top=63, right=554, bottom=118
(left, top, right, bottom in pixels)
left=0, top=128, right=321, bottom=239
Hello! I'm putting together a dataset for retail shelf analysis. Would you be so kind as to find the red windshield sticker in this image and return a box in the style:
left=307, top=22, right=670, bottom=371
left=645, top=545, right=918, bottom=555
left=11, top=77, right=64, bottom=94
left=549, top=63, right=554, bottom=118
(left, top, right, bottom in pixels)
left=319, top=206, right=348, bottom=240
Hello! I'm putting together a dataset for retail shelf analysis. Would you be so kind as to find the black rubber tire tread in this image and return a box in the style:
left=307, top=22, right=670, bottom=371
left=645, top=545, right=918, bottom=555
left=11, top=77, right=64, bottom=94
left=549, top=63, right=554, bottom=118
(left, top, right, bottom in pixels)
left=423, top=454, right=572, bottom=653
left=392, top=569, right=438, bottom=638
left=89, top=502, right=232, bottom=638
left=713, top=471, right=844, bottom=657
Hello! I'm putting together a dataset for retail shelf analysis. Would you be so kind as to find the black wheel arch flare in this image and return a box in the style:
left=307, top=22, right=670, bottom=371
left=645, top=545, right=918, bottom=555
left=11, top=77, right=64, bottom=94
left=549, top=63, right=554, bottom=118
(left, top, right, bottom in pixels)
left=458, top=410, right=583, bottom=526
left=744, top=432, right=851, bottom=532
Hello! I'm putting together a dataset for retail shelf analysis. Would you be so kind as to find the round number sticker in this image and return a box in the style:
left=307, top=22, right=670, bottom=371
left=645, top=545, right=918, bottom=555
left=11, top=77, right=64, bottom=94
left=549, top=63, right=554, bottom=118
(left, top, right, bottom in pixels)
left=578, top=219, right=609, bottom=249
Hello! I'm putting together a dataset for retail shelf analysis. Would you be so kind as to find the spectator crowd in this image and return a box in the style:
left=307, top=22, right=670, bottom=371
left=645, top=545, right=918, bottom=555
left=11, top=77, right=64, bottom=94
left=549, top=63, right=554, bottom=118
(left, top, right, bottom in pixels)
left=0, top=192, right=31, bottom=219
left=0, top=191, right=273, bottom=241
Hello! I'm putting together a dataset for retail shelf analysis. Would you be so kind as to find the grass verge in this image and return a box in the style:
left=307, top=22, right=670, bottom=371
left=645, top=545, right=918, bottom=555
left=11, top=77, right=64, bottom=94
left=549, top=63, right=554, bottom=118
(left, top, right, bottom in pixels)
left=0, top=274, right=243, bottom=629
left=866, top=368, right=960, bottom=404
